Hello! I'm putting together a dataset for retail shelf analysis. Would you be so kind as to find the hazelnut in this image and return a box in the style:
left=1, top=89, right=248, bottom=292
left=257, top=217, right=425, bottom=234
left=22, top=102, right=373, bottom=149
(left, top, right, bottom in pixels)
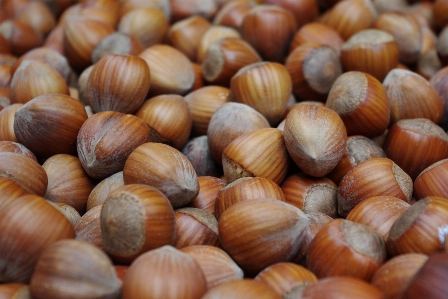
left=346, top=196, right=410, bottom=240
left=254, top=262, right=317, bottom=297
left=135, top=94, right=192, bottom=150
left=383, top=118, right=448, bottom=179
left=326, top=71, right=390, bottom=138
left=241, top=5, right=297, bottom=62
left=86, top=171, right=124, bottom=211
left=181, top=136, right=222, bottom=178
left=383, top=69, right=443, bottom=125
left=341, top=29, right=399, bottom=82
left=319, top=0, right=378, bottom=40
left=207, top=102, right=270, bottom=165
left=307, top=219, right=387, bottom=281
left=9, top=59, right=69, bottom=104
left=118, top=8, right=169, bottom=48
left=123, top=142, right=199, bottom=208
left=77, top=111, right=150, bottom=179
left=218, top=198, right=309, bottom=275
left=122, top=246, right=207, bottom=299
left=85, top=54, right=150, bottom=114
left=285, top=43, right=342, bottom=102
left=43, top=154, right=95, bottom=214
left=215, top=176, right=286, bottom=219
left=174, top=207, right=219, bottom=248
left=281, top=173, right=338, bottom=218
left=167, top=15, right=212, bottom=62
left=181, top=245, right=244, bottom=290
left=284, top=104, right=347, bottom=177
left=230, top=61, right=292, bottom=126
left=100, top=184, right=176, bottom=263
left=191, top=176, right=226, bottom=216
left=139, top=44, right=196, bottom=96
left=326, top=135, right=386, bottom=185
left=62, top=16, right=114, bottom=72
left=387, top=196, right=448, bottom=256
left=337, top=158, right=413, bottom=217
left=222, top=128, right=290, bottom=185
left=0, top=194, right=74, bottom=283
left=29, top=239, right=120, bottom=299
left=298, top=276, right=384, bottom=299
left=202, top=279, right=281, bottom=298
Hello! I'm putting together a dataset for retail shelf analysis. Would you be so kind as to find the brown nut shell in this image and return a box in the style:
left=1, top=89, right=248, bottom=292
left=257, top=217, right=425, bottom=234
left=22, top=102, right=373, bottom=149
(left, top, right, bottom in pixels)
left=181, top=136, right=222, bottom=178
left=400, top=252, right=448, bottom=299
left=0, top=283, right=30, bottom=298
left=9, top=59, right=69, bottom=104
left=383, top=118, right=448, bottom=180
left=341, top=29, right=399, bottom=82
left=291, top=212, right=334, bottom=265
left=118, top=7, right=169, bottom=49
left=85, top=54, right=150, bottom=114
left=0, top=178, right=28, bottom=210
left=14, top=94, right=88, bottom=159
left=229, top=61, right=292, bottom=125
left=284, top=104, right=347, bottom=177
left=174, top=207, right=219, bottom=248
left=75, top=205, right=103, bottom=249
left=135, top=94, right=192, bottom=150
left=29, top=239, right=120, bottom=299
left=100, top=184, right=176, bottom=263
left=285, top=43, right=342, bottom=102
left=289, top=22, right=344, bottom=55
left=387, top=196, right=448, bottom=256
left=180, top=245, right=244, bottom=290
left=215, top=176, right=285, bottom=219
left=202, top=279, right=281, bottom=299
left=307, top=219, right=387, bottom=281
left=123, top=142, right=199, bottom=208
left=184, top=86, right=229, bottom=136
left=43, top=154, right=95, bottom=214
left=63, top=17, right=115, bottom=72
left=0, top=103, right=21, bottom=142
left=414, top=158, right=448, bottom=199
left=254, top=262, right=317, bottom=297
left=202, top=37, right=262, bottom=86
left=207, top=102, right=270, bottom=165
left=0, top=194, right=75, bottom=283
left=167, top=15, right=211, bottom=62
left=370, top=253, right=428, bottom=299
left=0, top=152, right=48, bottom=196
left=337, top=158, right=413, bottom=217
left=222, top=128, right=289, bottom=185
left=77, top=111, right=150, bottom=179
left=191, top=176, right=226, bottom=216
left=10, top=47, right=73, bottom=84
left=346, top=196, right=410, bottom=240
left=319, top=0, right=377, bottom=40
left=299, top=276, right=384, bottom=299
left=241, top=5, right=297, bottom=62
left=218, top=198, right=309, bottom=276
left=86, top=171, right=124, bottom=211
left=326, top=71, right=390, bottom=137
left=280, top=173, right=338, bottom=218
left=372, top=11, right=423, bottom=65
left=138, top=44, right=195, bottom=96
left=122, top=245, right=207, bottom=299
left=0, top=141, right=36, bottom=161
left=91, top=32, right=144, bottom=64
left=383, top=69, right=443, bottom=125
left=326, top=135, right=386, bottom=185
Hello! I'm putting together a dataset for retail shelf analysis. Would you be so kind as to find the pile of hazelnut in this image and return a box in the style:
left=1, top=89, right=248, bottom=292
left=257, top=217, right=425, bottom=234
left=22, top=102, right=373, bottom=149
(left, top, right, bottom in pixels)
left=1, top=0, right=448, bottom=298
